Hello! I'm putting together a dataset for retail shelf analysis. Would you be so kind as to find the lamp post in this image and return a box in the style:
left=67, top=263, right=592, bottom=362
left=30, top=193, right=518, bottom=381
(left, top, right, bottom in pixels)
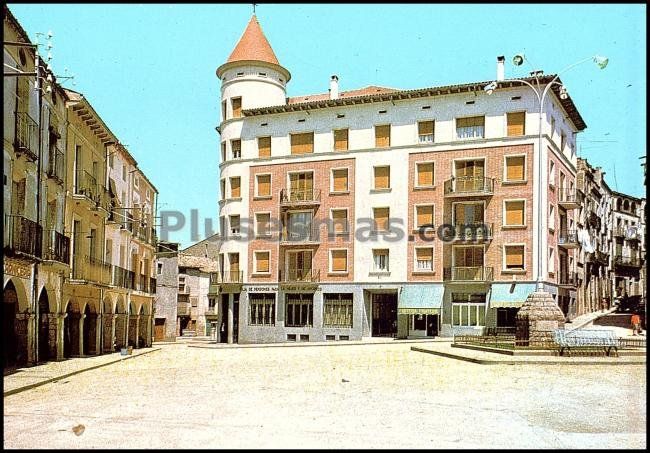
left=485, top=54, right=608, bottom=293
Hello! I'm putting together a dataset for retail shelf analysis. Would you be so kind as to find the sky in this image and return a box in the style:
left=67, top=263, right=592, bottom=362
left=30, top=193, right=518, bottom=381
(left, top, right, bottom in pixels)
left=8, top=3, right=646, bottom=248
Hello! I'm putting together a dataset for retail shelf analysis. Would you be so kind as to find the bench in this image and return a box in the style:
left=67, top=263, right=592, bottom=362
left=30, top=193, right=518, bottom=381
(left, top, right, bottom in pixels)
left=553, top=329, right=620, bottom=356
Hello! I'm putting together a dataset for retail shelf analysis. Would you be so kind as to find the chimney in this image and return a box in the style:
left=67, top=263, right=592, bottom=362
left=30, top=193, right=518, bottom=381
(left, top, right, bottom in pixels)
left=496, top=56, right=505, bottom=81
left=329, top=75, right=339, bottom=100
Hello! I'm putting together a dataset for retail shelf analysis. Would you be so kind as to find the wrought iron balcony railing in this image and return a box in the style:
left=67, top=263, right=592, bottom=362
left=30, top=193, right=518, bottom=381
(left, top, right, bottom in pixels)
left=15, top=112, right=38, bottom=161
left=452, top=222, right=493, bottom=241
left=280, top=227, right=321, bottom=244
left=279, top=268, right=320, bottom=283
left=443, top=266, right=493, bottom=282
left=112, top=265, right=135, bottom=289
left=443, top=177, right=494, bottom=196
left=559, top=271, right=577, bottom=286
left=42, top=229, right=70, bottom=264
left=4, top=214, right=42, bottom=259
left=279, top=188, right=321, bottom=206
left=46, top=146, right=65, bottom=183
left=75, top=170, right=99, bottom=202
left=71, top=255, right=112, bottom=285
left=558, top=230, right=579, bottom=247
left=613, top=255, right=642, bottom=269
left=557, top=188, right=584, bottom=208
left=211, top=270, right=244, bottom=284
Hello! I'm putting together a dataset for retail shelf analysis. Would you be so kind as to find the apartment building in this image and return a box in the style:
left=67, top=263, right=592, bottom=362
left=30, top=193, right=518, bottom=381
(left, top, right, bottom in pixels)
left=153, top=241, right=180, bottom=341
left=212, top=15, right=587, bottom=344
left=3, top=6, right=157, bottom=367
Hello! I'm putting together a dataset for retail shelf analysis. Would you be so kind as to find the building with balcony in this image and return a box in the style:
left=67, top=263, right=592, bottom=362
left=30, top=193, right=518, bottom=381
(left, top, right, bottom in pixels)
left=212, top=14, right=591, bottom=343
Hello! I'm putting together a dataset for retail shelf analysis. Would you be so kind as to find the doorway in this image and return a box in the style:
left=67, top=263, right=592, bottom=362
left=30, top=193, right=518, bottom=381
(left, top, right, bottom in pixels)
left=233, top=293, right=240, bottom=344
left=220, top=294, right=229, bottom=343
left=154, top=318, right=166, bottom=342
left=372, top=293, right=398, bottom=337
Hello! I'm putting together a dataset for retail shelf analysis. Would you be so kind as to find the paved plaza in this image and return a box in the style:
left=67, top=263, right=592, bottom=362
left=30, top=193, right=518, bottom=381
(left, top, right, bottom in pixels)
left=3, top=342, right=646, bottom=449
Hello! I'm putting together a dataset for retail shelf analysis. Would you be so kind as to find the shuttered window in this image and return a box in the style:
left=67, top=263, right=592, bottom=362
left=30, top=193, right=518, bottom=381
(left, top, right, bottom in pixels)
left=507, top=112, right=525, bottom=136
left=255, top=251, right=270, bottom=273
left=256, top=213, right=270, bottom=237
left=221, top=100, right=227, bottom=121
left=230, top=177, right=241, bottom=198
left=505, top=156, right=525, bottom=181
left=375, top=125, right=390, bottom=148
left=258, top=136, right=271, bottom=158
left=416, top=162, right=434, bottom=187
left=332, top=169, right=348, bottom=192
left=220, top=180, right=226, bottom=201
left=504, top=200, right=525, bottom=226
left=331, top=209, right=348, bottom=234
left=231, top=139, right=241, bottom=159
left=374, top=166, right=390, bottom=189
left=416, top=205, right=434, bottom=228
left=220, top=142, right=226, bottom=162
left=256, top=174, right=271, bottom=197
left=456, top=116, right=485, bottom=139
left=418, top=121, right=434, bottom=143
left=505, top=245, right=525, bottom=270
left=331, top=249, right=348, bottom=272
left=290, top=132, right=314, bottom=154
left=232, top=97, right=242, bottom=118
left=334, top=129, right=348, bottom=151
left=416, top=247, right=433, bottom=271
left=373, top=207, right=390, bottom=232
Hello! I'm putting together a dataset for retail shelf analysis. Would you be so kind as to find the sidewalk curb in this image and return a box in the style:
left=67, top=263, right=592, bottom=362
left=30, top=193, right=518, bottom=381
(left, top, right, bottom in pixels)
left=4, top=348, right=161, bottom=397
left=187, top=338, right=453, bottom=350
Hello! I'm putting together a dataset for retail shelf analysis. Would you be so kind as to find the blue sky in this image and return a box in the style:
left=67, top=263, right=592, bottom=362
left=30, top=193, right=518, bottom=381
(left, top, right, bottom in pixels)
left=9, top=3, right=646, bottom=247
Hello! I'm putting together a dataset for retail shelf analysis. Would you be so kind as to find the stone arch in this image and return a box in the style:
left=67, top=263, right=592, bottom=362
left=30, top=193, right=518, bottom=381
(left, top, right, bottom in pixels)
left=137, top=304, right=149, bottom=348
left=2, top=280, right=29, bottom=368
left=39, top=282, right=59, bottom=313
left=64, top=299, right=80, bottom=358
left=623, top=200, right=629, bottom=211
left=82, top=302, right=99, bottom=356
left=128, top=302, right=138, bottom=348
left=113, top=297, right=127, bottom=350
left=37, top=288, right=56, bottom=362
left=3, top=277, right=30, bottom=313
left=102, top=295, right=114, bottom=353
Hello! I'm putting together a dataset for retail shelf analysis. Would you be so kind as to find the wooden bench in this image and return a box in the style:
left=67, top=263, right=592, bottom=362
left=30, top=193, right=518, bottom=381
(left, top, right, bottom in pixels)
left=553, top=329, right=620, bottom=356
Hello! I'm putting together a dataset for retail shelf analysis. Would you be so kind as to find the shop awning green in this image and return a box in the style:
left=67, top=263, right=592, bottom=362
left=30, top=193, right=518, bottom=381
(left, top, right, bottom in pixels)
left=398, top=284, right=444, bottom=315
left=489, top=283, right=537, bottom=308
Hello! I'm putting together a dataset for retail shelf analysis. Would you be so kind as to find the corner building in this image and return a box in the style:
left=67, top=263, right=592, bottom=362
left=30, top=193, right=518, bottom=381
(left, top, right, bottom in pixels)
left=215, top=15, right=587, bottom=343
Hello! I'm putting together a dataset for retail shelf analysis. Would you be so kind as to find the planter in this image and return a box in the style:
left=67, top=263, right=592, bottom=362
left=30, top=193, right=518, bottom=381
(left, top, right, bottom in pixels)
left=120, top=348, right=128, bottom=356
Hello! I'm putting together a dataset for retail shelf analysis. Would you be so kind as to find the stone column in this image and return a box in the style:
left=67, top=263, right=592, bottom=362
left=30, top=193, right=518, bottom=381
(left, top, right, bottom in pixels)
left=227, top=294, right=234, bottom=344
left=134, top=315, right=140, bottom=348
left=78, top=314, right=86, bottom=357
left=15, top=312, right=36, bottom=366
left=94, top=314, right=103, bottom=355
left=56, top=313, right=67, bottom=360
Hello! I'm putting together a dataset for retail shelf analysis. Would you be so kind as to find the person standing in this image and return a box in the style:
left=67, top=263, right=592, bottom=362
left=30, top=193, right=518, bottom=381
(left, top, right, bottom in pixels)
left=631, top=313, right=641, bottom=336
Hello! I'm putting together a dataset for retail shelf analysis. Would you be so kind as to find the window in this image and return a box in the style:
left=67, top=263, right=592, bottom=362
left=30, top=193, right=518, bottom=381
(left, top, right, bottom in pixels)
left=231, top=139, right=241, bottom=159
left=416, top=162, right=434, bottom=187
left=285, top=294, right=313, bottom=327
left=330, top=249, right=348, bottom=273
left=506, top=112, right=526, bottom=136
left=549, top=160, right=556, bottom=187
left=220, top=179, right=226, bottom=201
left=286, top=211, right=313, bottom=241
left=290, top=132, right=314, bottom=154
left=108, top=153, right=114, bottom=168
left=456, top=116, right=485, bottom=139
left=190, top=297, right=198, bottom=308
left=255, top=136, right=271, bottom=158
left=229, top=215, right=240, bottom=235
left=373, top=249, right=389, bottom=272
left=157, top=262, right=163, bottom=275
left=504, top=200, right=525, bottom=226
left=178, top=276, right=186, bottom=293
left=134, top=176, right=139, bottom=188
left=373, top=207, right=390, bottom=232
left=230, top=177, right=241, bottom=198
left=504, top=245, right=525, bottom=270
left=334, top=129, right=349, bottom=151
left=331, top=168, right=349, bottom=192
left=415, top=205, right=434, bottom=230
left=249, top=294, right=275, bottom=326
left=330, top=209, right=348, bottom=235
left=415, top=247, right=434, bottom=272
left=324, top=294, right=353, bottom=327
left=375, top=125, right=391, bottom=148
left=548, top=248, right=555, bottom=274
left=373, top=166, right=390, bottom=190
left=504, top=155, right=526, bottom=182
left=560, top=131, right=566, bottom=151
left=418, top=121, right=434, bottom=143
left=255, top=174, right=271, bottom=197
left=549, top=204, right=555, bottom=230
left=122, top=164, right=127, bottom=181
left=254, top=251, right=270, bottom=273
left=232, top=97, right=242, bottom=118
left=221, top=100, right=227, bottom=121
left=451, top=293, right=486, bottom=326
left=256, top=213, right=271, bottom=237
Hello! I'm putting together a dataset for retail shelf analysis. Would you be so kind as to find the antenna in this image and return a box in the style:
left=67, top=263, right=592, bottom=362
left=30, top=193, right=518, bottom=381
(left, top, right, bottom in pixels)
left=252, top=3, right=257, bottom=14
left=612, top=162, right=618, bottom=190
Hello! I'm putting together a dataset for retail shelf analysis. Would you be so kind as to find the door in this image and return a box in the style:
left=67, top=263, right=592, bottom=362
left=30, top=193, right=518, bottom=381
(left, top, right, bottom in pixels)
left=233, top=294, right=240, bottom=344
left=290, top=172, right=313, bottom=200
left=371, top=293, right=398, bottom=337
left=220, top=294, right=229, bottom=343
left=426, top=315, right=438, bottom=337
left=153, top=318, right=165, bottom=342
left=229, top=253, right=239, bottom=282
left=454, top=246, right=484, bottom=280
left=455, top=160, right=484, bottom=192
left=288, top=251, right=312, bottom=280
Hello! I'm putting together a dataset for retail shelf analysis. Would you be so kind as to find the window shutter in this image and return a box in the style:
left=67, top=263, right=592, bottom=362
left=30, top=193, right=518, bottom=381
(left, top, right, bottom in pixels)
left=230, top=177, right=241, bottom=198
left=257, top=214, right=270, bottom=236
left=332, top=210, right=348, bottom=233
left=332, top=169, right=348, bottom=192
left=374, top=166, right=390, bottom=189
left=416, top=205, right=433, bottom=227
left=231, top=139, right=241, bottom=156
left=334, top=129, right=348, bottom=151
left=418, top=121, right=434, bottom=136
left=505, top=246, right=524, bottom=267
left=416, top=248, right=433, bottom=261
left=291, top=133, right=314, bottom=154
left=507, top=112, right=525, bottom=136
left=221, top=143, right=226, bottom=161
left=232, top=98, right=242, bottom=118
left=506, top=156, right=525, bottom=181
left=375, top=125, right=390, bottom=148
left=256, top=252, right=269, bottom=273
left=505, top=201, right=524, bottom=225
left=457, top=116, right=484, bottom=128
left=417, top=163, right=434, bottom=186
left=374, top=207, right=389, bottom=231
left=332, top=250, right=347, bottom=272
left=258, top=136, right=271, bottom=157
left=257, top=174, right=270, bottom=197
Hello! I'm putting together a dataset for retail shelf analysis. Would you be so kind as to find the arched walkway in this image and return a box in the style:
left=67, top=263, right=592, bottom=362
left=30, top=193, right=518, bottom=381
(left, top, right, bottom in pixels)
left=128, top=302, right=138, bottom=348
left=102, top=297, right=114, bottom=353
left=82, top=303, right=99, bottom=356
left=38, top=289, right=53, bottom=362
left=114, top=298, right=127, bottom=350
left=3, top=280, right=28, bottom=368
left=137, top=305, right=149, bottom=348
left=63, top=301, right=80, bottom=358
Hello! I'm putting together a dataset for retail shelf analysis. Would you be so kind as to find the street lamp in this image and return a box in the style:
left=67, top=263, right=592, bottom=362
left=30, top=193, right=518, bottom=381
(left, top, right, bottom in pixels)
left=484, top=54, right=608, bottom=293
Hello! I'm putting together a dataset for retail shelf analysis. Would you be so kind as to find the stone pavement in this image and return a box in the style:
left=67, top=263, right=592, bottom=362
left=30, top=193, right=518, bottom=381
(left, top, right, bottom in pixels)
left=3, top=348, right=160, bottom=396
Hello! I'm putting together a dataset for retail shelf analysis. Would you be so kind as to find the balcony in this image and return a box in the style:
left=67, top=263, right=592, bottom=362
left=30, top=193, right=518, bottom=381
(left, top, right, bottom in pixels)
left=42, top=229, right=70, bottom=264
left=558, top=230, right=579, bottom=249
left=205, top=307, right=218, bottom=317
left=280, top=227, right=321, bottom=246
left=211, top=270, right=244, bottom=291
left=443, top=266, right=493, bottom=282
left=112, top=265, right=135, bottom=289
left=134, top=274, right=156, bottom=294
left=450, top=223, right=493, bottom=242
left=613, top=255, right=642, bottom=270
left=74, top=170, right=100, bottom=204
left=557, top=188, right=583, bottom=209
left=558, top=271, right=578, bottom=287
left=46, top=146, right=65, bottom=184
left=14, top=112, right=38, bottom=161
left=177, top=301, right=190, bottom=317
left=279, top=188, right=321, bottom=209
left=279, top=268, right=320, bottom=284
left=71, top=255, right=112, bottom=285
left=443, top=177, right=494, bottom=197
left=4, top=214, right=42, bottom=259
left=590, top=250, right=609, bottom=267
left=613, top=226, right=640, bottom=241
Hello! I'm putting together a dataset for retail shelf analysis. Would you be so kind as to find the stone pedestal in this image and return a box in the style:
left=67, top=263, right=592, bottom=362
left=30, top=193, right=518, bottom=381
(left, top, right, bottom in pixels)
left=516, top=291, right=566, bottom=347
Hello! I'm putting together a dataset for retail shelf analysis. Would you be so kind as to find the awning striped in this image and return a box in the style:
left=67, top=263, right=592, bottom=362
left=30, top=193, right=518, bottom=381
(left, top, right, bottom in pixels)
left=489, top=283, right=536, bottom=308
left=398, top=284, right=444, bottom=315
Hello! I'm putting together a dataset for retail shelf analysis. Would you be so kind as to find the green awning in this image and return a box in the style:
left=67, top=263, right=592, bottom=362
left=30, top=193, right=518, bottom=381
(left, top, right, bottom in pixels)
left=398, top=284, right=444, bottom=315
left=489, top=283, right=537, bottom=308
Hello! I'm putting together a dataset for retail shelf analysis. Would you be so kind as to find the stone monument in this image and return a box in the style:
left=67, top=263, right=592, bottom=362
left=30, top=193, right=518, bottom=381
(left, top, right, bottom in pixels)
left=516, top=291, right=566, bottom=347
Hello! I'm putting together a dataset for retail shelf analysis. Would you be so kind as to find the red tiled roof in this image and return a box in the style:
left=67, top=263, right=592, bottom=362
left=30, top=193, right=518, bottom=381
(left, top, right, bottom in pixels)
left=226, top=15, right=280, bottom=66
left=287, top=86, right=398, bottom=104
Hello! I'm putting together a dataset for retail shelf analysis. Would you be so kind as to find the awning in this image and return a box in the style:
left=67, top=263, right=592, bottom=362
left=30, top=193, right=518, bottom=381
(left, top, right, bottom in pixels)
left=398, top=284, right=444, bottom=315
left=488, top=283, right=536, bottom=308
